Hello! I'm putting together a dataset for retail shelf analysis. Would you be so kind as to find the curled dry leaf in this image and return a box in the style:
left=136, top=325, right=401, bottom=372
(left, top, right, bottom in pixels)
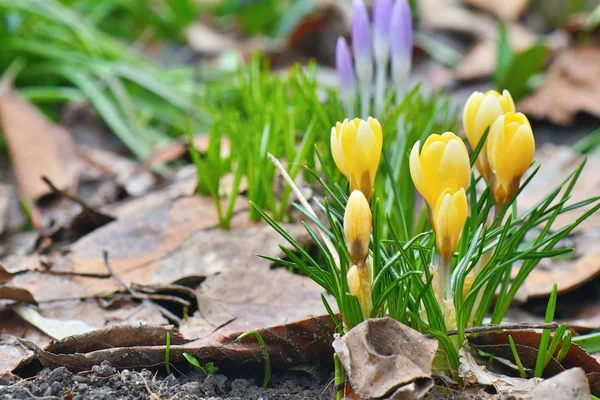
left=333, top=318, right=437, bottom=399
left=11, top=304, right=94, bottom=340
left=0, top=91, right=80, bottom=227
left=468, top=329, right=600, bottom=395
left=460, top=346, right=590, bottom=399
left=519, top=42, right=600, bottom=125
left=16, top=315, right=336, bottom=373
left=459, top=346, right=542, bottom=396
left=0, top=334, right=33, bottom=379
left=529, top=367, right=590, bottom=400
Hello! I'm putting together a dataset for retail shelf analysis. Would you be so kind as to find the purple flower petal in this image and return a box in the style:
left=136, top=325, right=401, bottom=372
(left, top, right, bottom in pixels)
left=351, top=0, right=372, bottom=60
left=336, top=37, right=356, bottom=93
left=351, top=0, right=373, bottom=86
left=390, top=0, right=413, bottom=85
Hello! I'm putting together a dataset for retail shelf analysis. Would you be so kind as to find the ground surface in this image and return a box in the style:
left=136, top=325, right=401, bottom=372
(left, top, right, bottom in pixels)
left=0, top=363, right=331, bottom=400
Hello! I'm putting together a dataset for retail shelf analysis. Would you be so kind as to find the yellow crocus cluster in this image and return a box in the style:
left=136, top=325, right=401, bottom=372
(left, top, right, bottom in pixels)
left=464, top=91, right=535, bottom=209
left=329, top=90, right=536, bottom=316
left=330, top=117, right=383, bottom=319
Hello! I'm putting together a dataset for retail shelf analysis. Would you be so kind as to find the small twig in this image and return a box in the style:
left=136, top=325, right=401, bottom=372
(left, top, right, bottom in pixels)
left=102, top=250, right=181, bottom=324
left=103, top=250, right=142, bottom=297
left=429, top=322, right=560, bottom=338
left=211, top=317, right=237, bottom=334
left=43, top=176, right=112, bottom=215
left=267, top=153, right=340, bottom=266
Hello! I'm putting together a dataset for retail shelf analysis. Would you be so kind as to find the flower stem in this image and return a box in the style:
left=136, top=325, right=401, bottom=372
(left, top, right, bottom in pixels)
left=374, top=63, right=386, bottom=117
left=360, top=83, right=370, bottom=119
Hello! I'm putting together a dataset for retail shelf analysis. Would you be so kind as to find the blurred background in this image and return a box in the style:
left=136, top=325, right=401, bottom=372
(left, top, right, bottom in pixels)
left=0, top=0, right=599, bottom=231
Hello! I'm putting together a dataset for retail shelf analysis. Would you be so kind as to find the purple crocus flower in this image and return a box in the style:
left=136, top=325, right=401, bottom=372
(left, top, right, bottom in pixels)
left=372, top=0, right=393, bottom=64
left=351, top=0, right=373, bottom=87
left=336, top=37, right=356, bottom=95
left=390, top=0, right=413, bottom=88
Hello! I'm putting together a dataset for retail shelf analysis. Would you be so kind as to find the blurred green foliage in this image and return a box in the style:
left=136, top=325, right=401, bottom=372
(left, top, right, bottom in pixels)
left=0, top=0, right=217, bottom=159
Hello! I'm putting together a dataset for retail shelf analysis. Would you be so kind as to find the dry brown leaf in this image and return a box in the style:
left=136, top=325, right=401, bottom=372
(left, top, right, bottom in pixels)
left=333, top=318, right=437, bottom=399
left=0, top=91, right=80, bottom=226
left=16, top=315, right=336, bottom=373
left=0, top=334, right=33, bottom=378
left=530, top=368, right=590, bottom=400
left=180, top=267, right=332, bottom=338
left=11, top=304, right=95, bottom=340
left=459, top=346, right=542, bottom=395
left=0, top=299, right=168, bottom=350
left=0, top=285, right=37, bottom=305
left=456, top=24, right=537, bottom=80
left=465, top=0, right=529, bottom=21
left=418, top=0, right=497, bottom=39
left=519, top=42, right=600, bottom=124
left=79, top=147, right=156, bottom=198
left=468, top=329, right=600, bottom=395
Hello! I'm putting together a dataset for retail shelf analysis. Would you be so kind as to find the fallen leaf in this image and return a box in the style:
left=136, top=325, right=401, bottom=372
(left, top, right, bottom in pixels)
left=529, top=367, right=590, bottom=400
left=80, top=147, right=156, bottom=198
left=181, top=267, right=332, bottom=338
left=0, top=91, right=80, bottom=227
left=11, top=304, right=95, bottom=340
left=465, top=0, right=529, bottom=21
left=418, top=0, right=497, bottom=39
left=459, top=345, right=542, bottom=395
left=519, top=42, right=600, bottom=124
left=0, top=335, right=33, bottom=379
left=333, top=318, right=437, bottom=399
left=468, top=329, right=600, bottom=395
left=0, top=299, right=169, bottom=349
left=0, top=285, right=37, bottom=305
left=16, top=315, right=336, bottom=373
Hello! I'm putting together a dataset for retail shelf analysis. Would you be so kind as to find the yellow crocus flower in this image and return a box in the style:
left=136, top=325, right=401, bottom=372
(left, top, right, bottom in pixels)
left=433, top=188, right=468, bottom=261
left=487, top=112, right=535, bottom=208
left=409, top=132, right=470, bottom=209
left=463, top=90, right=515, bottom=182
left=343, top=190, right=372, bottom=264
left=331, top=117, right=383, bottom=200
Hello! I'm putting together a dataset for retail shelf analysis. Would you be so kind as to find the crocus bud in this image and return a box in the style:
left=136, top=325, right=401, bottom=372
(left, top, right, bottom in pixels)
left=331, top=117, right=383, bottom=200
left=351, top=0, right=373, bottom=88
left=336, top=37, right=356, bottom=96
left=389, top=0, right=413, bottom=88
left=487, top=112, right=535, bottom=208
left=373, top=0, right=393, bottom=65
left=409, top=132, right=470, bottom=209
left=344, top=190, right=372, bottom=264
left=433, top=188, right=468, bottom=261
left=463, top=90, right=515, bottom=182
